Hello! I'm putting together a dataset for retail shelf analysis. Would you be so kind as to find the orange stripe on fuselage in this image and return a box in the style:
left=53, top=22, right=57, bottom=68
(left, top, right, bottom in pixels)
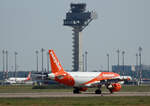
left=55, top=73, right=75, bottom=86
left=83, top=72, right=120, bottom=85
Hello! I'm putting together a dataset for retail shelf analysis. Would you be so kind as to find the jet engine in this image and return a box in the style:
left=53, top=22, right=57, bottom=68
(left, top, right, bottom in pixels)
left=107, top=83, right=121, bottom=93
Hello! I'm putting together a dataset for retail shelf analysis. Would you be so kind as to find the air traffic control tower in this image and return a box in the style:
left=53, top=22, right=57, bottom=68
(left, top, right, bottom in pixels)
left=64, top=3, right=97, bottom=72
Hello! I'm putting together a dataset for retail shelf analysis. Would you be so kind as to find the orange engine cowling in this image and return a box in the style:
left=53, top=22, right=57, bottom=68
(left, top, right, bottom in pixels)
left=110, top=83, right=122, bottom=92
left=79, top=87, right=88, bottom=91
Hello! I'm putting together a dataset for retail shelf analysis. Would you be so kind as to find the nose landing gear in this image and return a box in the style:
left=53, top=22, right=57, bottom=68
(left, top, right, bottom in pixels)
left=73, top=87, right=80, bottom=94
left=95, top=89, right=102, bottom=94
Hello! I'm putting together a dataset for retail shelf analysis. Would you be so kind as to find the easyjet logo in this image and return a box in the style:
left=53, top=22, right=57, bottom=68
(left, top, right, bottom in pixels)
left=50, top=51, right=61, bottom=71
left=102, top=74, right=115, bottom=77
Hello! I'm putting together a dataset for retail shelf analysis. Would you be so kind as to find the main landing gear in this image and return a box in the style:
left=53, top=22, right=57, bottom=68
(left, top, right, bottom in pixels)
left=108, top=89, right=113, bottom=94
left=73, top=87, right=80, bottom=94
left=73, top=87, right=102, bottom=94
left=95, top=89, right=102, bottom=94
left=95, top=85, right=102, bottom=94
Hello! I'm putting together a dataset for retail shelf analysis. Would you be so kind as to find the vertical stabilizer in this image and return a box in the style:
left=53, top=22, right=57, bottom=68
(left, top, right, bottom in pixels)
left=49, top=50, right=64, bottom=73
left=27, top=72, right=31, bottom=80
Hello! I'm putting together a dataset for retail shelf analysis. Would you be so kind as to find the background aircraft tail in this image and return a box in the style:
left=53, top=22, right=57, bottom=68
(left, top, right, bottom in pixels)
left=27, top=72, right=31, bottom=80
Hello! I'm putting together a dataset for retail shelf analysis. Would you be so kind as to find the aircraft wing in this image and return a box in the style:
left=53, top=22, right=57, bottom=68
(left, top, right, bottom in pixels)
left=84, top=76, right=132, bottom=87
left=54, top=73, right=67, bottom=79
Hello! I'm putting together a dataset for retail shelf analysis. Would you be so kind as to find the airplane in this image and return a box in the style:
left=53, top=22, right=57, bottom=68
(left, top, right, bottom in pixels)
left=5, top=72, right=31, bottom=84
left=48, top=49, right=131, bottom=94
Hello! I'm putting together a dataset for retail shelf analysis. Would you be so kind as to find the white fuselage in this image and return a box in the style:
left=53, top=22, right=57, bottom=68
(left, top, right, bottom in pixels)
left=5, top=77, right=27, bottom=84
left=48, top=71, right=131, bottom=87
left=68, top=72, right=100, bottom=86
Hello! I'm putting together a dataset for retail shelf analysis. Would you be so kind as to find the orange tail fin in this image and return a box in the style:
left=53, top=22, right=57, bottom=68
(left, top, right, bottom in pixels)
left=49, top=50, right=65, bottom=73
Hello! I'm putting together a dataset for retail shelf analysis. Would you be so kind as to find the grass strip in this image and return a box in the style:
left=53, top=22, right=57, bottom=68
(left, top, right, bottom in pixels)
left=0, top=96, right=150, bottom=106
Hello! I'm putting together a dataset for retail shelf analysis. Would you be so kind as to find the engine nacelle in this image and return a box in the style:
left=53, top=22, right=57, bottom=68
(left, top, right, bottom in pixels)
left=108, top=83, right=121, bottom=92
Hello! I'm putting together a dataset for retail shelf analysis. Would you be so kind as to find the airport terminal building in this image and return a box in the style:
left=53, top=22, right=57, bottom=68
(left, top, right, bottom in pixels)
left=112, top=65, right=150, bottom=79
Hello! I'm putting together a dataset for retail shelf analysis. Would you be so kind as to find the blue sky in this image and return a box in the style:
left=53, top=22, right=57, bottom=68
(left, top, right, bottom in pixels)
left=0, top=0, right=150, bottom=71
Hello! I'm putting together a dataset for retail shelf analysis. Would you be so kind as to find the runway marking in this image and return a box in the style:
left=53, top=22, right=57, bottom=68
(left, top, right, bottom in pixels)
left=0, top=92, right=150, bottom=98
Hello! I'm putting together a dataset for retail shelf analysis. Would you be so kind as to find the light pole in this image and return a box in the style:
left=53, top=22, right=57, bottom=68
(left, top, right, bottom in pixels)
left=5, top=50, right=8, bottom=79
left=122, top=51, right=125, bottom=75
left=82, top=54, right=84, bottom=72
left=136, top=53, right=138, bottom=80
left=85, top=51, right=88, bottom=72
left=14, top=52, right=18, bottom=78
left=138, top=46, right=142, bottom=84
left=47, top=51, right=49, bottom=73
left=41, top=48, right=45, bottom=72
left=116, top=49, right=120, bottom=73
left=107, top=54, right=109, bottom=72
left=2, top=50, right=5, bottom=80
left=35, top=50, right=39, bottom=72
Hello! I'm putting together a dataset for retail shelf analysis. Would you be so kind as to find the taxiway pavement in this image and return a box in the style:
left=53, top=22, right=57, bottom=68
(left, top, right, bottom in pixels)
left=0, top=92, right=150, bottom=98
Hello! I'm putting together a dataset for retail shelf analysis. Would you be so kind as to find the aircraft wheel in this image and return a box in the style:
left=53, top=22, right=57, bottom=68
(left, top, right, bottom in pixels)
left=73, top=89, right=80, bottom=94
left=95, top=89, right=101, bottom=94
